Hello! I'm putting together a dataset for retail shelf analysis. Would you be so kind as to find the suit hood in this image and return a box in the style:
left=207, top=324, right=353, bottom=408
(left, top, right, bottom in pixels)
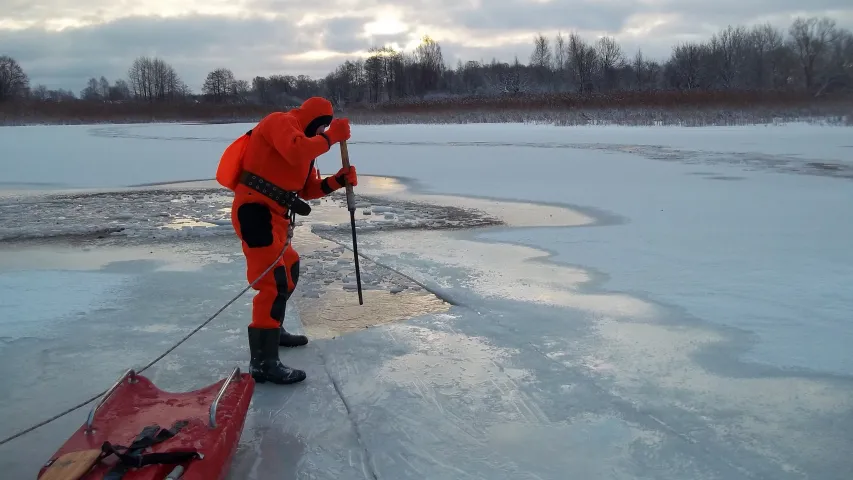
left=291, top=97, right=334, bottom=137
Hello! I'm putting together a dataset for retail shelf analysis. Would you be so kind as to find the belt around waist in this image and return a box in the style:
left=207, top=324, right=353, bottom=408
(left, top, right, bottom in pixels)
left=238, top=171, right=311, bottom=216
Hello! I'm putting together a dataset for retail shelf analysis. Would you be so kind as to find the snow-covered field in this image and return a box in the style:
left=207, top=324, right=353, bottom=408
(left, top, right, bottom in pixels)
left=1, top=121, right=852, bottom=479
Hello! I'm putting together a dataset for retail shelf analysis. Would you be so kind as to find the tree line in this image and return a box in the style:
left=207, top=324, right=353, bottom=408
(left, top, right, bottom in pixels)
left=0, top=15, right=850, bottom=110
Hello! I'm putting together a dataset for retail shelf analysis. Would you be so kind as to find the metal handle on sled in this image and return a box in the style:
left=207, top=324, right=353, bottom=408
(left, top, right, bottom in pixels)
left=209, top=366, right=242, bottom=429
left=86, top=369, right=137, bottom=434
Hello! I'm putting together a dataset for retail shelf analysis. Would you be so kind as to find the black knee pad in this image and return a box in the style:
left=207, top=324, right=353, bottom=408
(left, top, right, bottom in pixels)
left=237, top=203, right=273, bottom=248
left=290, top=259, right=300, bottom=288
left=269, top=264, right=299, bottom=323
left=270, top=266, right=288, bottom=323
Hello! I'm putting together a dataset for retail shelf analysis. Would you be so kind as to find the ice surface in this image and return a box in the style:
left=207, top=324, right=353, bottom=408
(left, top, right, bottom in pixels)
left=1, top=121, right=852, bottom=479
left=0, top=270, right=134, bottom=341
left=0, top=182, right=498, bottom=242
left=0, top=241, right=373, bottom=478
left=2, top=122, right=853, bottom=190
left=410, top=150, right=853, bottom=375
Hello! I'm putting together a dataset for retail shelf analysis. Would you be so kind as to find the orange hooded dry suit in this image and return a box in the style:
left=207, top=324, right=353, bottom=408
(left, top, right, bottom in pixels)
left=217, top=97, right=354, bottom=384
left=217, top=97, right=354, bottom=339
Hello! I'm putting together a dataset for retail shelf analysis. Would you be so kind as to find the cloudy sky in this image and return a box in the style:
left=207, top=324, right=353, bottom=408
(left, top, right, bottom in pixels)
left=2, top=0, right=851, bottom=93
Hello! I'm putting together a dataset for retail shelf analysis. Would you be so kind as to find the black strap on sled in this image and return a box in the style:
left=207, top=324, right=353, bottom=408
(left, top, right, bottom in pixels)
left=100, top=420, right=202, bottom=479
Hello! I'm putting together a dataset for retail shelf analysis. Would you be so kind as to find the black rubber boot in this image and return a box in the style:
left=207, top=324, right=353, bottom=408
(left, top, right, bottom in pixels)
left=248, top=327, right=306, bottom=384
left=279, top=325, right=309, bottom=347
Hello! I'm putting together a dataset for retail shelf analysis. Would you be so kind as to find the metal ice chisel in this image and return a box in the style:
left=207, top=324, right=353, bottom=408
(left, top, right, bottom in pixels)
left=339, top=139, right=364, bottom=305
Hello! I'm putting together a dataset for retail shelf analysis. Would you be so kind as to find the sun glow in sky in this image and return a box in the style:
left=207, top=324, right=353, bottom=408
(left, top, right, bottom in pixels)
left=363, top=12, right=409, bottom=37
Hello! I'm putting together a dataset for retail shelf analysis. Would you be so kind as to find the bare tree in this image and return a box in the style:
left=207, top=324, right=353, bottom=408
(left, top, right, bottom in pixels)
left=110, top=79, right=131, bottom=101
left=0, top=56, right=29, bottom=101
left=364, top=47, right=384, bottom=102
left=231, top=79, right=251, bottom=103
left=267, top=74, right=294, bottom=102
left=480, top=58, right=530, bottom=95
left=748, top=23, right=784, bottom=88
left=385, top=52, right=406, bottom=99
left=633, top=49, right=648, bottom=90
left=152, top=58, right=187, bottom=100
left=98, top=76, right=110, bottom=99
left=789, top=16, right=837, bottom=90
left=80, top=77, right=101, bottom=100
left=568, top=32, right=598, bottom=93
left=530, top=33, right=552, bottom=68
left=666, top=42, right=705, bottom=89
left=127, top=57, right=151, bottom=100
left=412, top=35, right=445, bottom=94
left=646, top=60, right=662, bottom=88
left=384, top=50, right=405, bottom=99
left=202, top=67, right=235, bottom=102
left=817, top=28, right=853, bottom=94
left=529, top=33, right=553, bottom=90
left=323, top=59, right=367, bottom=107
left=504, top=56, right=532, bottom=93
left=455, top=60, right=485, bottom=94
left=252, top=76, right=271, bottom=104
left=554, top=32, right=566, bottom=72
left=127, top=56, right=186, bottom=102
left=364, top=46, right=404, bottom=102
left=706, top=25, right=750, bottom=88
left=597, top=36, right=625, bottom=90
left=12, top=17, right=853, bottom=115
left=30, top=84, right=49, bottom=101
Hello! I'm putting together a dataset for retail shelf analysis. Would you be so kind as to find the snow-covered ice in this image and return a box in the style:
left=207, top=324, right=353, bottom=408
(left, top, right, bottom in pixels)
left=1, top=121, right=852, bottom=479
left=3, top=122, right=853, bottom=190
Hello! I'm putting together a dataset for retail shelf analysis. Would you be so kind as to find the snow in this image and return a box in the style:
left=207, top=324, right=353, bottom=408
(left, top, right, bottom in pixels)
left=3, top=122, right=853, bottom=190
left=1, top=121, right=852, bottom=479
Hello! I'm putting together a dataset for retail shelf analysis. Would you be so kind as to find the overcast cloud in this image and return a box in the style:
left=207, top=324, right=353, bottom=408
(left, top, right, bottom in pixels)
left=2, top=0, right=851, bottom=92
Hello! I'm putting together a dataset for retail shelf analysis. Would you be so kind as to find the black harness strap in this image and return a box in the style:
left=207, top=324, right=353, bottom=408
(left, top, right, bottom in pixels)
left=239, top=126, right=313, bottom=216
left=101, top=420, right=202, bottom=479
left=239, top=171, right=312, bottom=216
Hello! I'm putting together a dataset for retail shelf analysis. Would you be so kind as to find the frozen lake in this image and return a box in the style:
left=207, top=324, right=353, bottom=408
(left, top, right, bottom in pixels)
left=1, top=121, right=852, bottom=479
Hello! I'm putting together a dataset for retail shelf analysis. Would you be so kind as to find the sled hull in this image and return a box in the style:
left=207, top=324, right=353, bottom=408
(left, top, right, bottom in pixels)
left=38, top=368, right=254, bottom=480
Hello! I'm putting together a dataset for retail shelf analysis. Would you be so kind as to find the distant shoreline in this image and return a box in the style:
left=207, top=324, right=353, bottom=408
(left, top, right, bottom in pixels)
left=2, top=108, right=850, bottom=128
left=3, top=90, right=851, bottom=128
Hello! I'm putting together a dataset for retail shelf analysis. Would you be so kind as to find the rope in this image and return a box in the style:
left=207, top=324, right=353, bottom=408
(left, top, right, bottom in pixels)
left=314, top=231, right=462, bottom=307
left=0, top=217, right=295, bottom=448
left=2, top=211, right=463, bottom=447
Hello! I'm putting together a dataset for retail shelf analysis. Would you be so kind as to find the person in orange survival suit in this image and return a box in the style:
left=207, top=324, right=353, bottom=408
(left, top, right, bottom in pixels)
left=218, top=97, right=356, bottom=385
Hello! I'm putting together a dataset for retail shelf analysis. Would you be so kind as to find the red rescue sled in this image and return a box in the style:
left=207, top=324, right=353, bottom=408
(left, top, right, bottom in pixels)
left=38, top=366, right=254, bottom=480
